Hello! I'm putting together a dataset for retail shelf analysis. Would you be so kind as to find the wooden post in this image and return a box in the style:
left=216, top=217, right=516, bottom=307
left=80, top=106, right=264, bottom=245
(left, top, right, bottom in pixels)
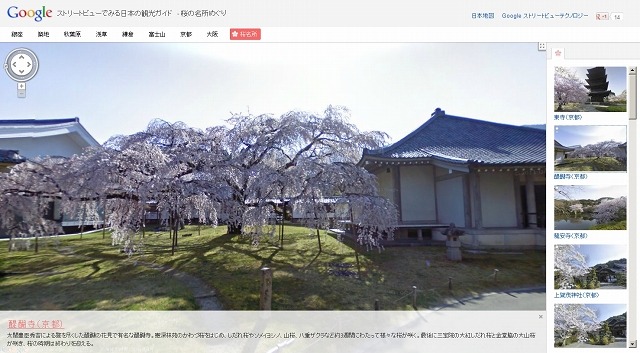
left=260, top=267, right=273, bottom=310
left=412, top=285, right=417, bottom=308
left=374, top=299, right=380, bottom=311
left=354, top=249, right=361, bottom=278
left=279, top=195, right=286, bottom=249
left=102, top=203, right=107, bottom=239
left=470, top=171, right=483, bottom=230
left=171, top=214, right=178, bottom=256
left=448, top=277, right=453, bottom=290
left=313, top=203, right=322, bottom=252
left=316, top=227, right=322, bottom=252
left=79, top=202, right=86, bottom=239
left=525, top=174, right=538, bottom=228
left=494, top=269, right=499, bottom=283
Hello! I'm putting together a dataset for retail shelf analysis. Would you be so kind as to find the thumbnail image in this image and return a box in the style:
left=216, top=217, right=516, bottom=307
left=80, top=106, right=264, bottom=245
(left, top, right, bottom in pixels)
left=0, top=43, right=546, bottom=311
left=554, top=185, right=626, bottom=230
left=554, top=244, right=627, bottom=290
left=554, top=125, right=627, bottom=171
left=554, top=304, right=627, bottom=348
left=554, top=66, right=627, bottom=112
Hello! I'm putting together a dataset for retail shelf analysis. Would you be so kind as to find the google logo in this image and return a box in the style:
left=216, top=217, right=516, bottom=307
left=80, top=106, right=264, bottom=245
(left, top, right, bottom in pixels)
left=7, top=6, right=53, bottom=22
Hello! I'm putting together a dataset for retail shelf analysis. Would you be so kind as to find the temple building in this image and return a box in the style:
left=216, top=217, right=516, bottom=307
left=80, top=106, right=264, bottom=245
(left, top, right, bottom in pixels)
left=358, top=108, right=546, bottom=249
left=554, top=140, right=574, bottom=165
left=0, top=149, right=25, bottom=173
left=0, top=118, right=98, bottom=159
left=584, top=67, right=613, bottom=103
left=0, top=118, right=100, bottom=229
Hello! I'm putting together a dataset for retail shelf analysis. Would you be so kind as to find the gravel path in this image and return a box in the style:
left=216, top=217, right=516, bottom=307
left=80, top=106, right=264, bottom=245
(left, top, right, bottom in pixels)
left=141, top=261, right=223, bottom=310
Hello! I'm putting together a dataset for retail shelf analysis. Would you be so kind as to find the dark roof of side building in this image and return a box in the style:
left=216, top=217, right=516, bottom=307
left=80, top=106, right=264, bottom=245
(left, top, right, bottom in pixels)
left=0, top=149, right=25, bottom=164
left=0, top=118, right=79, bottom=125
left=361, top=108, right=545, bottom=165
left=554, top=140, right=575, bottom=152
left=0, top=117, right=99, bottom=149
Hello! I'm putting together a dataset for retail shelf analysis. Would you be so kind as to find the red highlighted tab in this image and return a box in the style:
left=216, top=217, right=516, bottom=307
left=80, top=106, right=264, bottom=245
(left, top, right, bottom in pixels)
left=230, top=28, right=261, bottom=40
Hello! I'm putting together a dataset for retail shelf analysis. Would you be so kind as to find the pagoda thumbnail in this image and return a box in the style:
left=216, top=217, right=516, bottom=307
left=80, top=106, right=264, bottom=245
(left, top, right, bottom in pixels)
left=584, top=67, right=613, bottom=103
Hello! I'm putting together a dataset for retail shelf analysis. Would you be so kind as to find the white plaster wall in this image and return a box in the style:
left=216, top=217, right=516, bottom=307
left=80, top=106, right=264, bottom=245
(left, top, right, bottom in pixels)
left=399, top=165, right=436, bottom=221
left=458, top=229, right=545, bottom=249
left=0, top=136, right=86, bottom=158
left=479, top=173, right=517, bottom=227
left=375, top=169, right=394, bottom=202
left=435, top=177, right=465, bottom=226
left=554, top=151, right=564, bottom=164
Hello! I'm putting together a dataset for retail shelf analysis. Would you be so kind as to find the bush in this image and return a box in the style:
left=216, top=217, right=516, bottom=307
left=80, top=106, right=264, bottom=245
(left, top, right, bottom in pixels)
left=590, top=220, right=626, bottom=230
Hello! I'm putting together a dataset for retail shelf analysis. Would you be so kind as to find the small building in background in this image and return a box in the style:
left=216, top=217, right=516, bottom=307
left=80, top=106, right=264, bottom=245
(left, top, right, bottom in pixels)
left=0, top=118, right=100, bottom=231
left=554, top=140, right=575, bottom=165
left=0, top=149, right=25, bottom=173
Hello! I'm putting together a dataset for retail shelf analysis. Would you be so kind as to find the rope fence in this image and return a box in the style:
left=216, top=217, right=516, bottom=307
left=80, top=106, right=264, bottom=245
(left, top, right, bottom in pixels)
left=257, top=265, right=505, bottom=311
left=372, top=268, right=504, bottom=310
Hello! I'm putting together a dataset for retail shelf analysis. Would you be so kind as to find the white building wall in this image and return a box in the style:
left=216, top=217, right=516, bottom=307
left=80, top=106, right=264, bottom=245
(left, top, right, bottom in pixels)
left=0, top=136, right=86, bottom=159
left=435, top=176, right=465, bottom=226
left=399, top=165, right=436, bottom=222
left=375, top=169, right=394, bottom=202
left=479, top=173, right=517, bottom=227
left=555, top=151, right=565, bottom=165
left=456, top=228, right=545, bottom=249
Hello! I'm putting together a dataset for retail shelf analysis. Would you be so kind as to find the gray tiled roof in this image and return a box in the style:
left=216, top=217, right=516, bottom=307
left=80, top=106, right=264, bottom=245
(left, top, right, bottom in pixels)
left=554, top=140, right=574, bottom=152
left=362, top=109, right=545, bottom=165
left=0, top=118, right=79, bottom=126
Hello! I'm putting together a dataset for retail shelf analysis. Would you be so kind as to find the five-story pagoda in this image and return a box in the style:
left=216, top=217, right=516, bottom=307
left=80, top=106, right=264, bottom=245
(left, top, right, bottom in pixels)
left=584, top=66, right=613, bottom=103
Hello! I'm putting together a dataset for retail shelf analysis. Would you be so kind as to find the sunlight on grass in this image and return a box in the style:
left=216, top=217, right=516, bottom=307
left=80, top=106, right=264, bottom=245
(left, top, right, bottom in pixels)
left=1, top=241, right=197, bottom=310
left=1, top=223, right=545, bottom=310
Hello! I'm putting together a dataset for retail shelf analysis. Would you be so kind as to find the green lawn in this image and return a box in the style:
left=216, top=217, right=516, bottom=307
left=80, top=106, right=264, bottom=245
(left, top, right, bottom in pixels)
left=0, top=237, right=197, bottom=310
left=1, top=224, right=545, bottom=310
left=555, top=103, right=627, bottom=113
left=595, top=105, right=627, bottom=112
left=555, top=157, right=626, bottom=171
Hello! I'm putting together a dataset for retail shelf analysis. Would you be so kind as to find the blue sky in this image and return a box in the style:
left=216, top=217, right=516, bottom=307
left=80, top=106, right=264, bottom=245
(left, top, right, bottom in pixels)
left=585, top=304, right=627, bottom=322
left=554, top=185, right=627, bottom=201
left=555, top=125, right=626, bottom=147
left=1, top=43, right=546, bottom=144
left=571, top=244, right=626, bottom=267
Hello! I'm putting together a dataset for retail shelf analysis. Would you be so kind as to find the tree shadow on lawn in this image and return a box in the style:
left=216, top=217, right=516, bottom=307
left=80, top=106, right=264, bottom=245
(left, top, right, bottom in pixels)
left=163, top=233, right=543, bottom=310
left=0, top=260, right=196, bottom=310
left=48, top=227, right=544, bottom=311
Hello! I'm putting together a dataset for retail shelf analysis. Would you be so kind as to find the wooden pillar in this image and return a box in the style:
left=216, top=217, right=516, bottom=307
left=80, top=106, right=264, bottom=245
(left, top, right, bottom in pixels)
left=393, top=166, right=402, bottom=222
left=260, top=267, right=273, bottom=310
left=525, top=174, right=538, bottom=228
left=470, top=171, right=483, bottom=229
left=462, top=174, right=472, bottom=228
left=514, top=174, right=524, bottom=228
